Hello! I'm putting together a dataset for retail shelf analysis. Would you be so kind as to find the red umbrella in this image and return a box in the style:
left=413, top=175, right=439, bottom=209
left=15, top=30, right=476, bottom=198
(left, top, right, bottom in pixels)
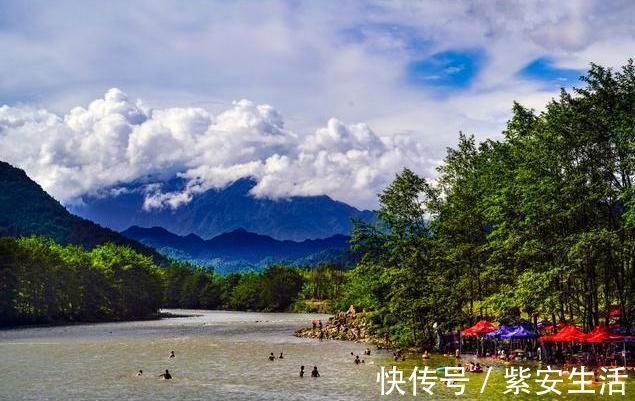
left=461, top=320, right=498, bottom=337
left=583, top=326, right=624, bottom=343
left=540, top=325, right=587, bottom=342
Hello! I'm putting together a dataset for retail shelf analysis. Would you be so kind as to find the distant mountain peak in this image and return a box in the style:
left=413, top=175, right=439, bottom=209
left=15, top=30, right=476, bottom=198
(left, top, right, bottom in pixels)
left=71, top=176, right=376, bottom=241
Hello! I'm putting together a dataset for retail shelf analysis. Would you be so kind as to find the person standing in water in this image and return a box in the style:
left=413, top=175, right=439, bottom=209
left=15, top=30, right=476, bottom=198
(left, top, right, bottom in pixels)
left=299, top=366, right=305, bottom=378
left=268, top=352, right=275, bottom=361
left=279, top=352, right=284, bottom=359
left=354, top=355, right=361, bottom=365
left=159, top=369, right=172, bottom=380
left=311, top=366, right=320, bottom=377
left=169, top=351, right=175, bottom=359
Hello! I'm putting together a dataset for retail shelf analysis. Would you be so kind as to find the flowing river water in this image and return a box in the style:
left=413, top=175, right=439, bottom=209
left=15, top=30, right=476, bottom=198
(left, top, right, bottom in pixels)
left=0, top=310, right=632, bottom=400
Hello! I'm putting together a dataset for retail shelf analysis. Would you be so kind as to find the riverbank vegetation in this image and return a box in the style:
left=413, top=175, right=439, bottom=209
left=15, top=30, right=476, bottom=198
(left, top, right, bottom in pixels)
left=0, top=236, right=164, bottom=326
left=339, top=60, right=635, bottom=348
left=0, top=236, right=311, bottom=326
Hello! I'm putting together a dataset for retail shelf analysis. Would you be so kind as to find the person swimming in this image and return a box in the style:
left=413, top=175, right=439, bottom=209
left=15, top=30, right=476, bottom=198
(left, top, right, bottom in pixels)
left=136, top=369, right=143, bottom=376
left=268, top=352, right=275, bottom=361
left=159, top=369, right=172, bottom=380
left=355, top=355, right=361, bottom=364
left=279, top=352, right=284, bottom=359
left=300, top=365, right=305, bottom=378
left=169, top=351, right=175, bottom=359
left=311, top=366, right=320, bottom=377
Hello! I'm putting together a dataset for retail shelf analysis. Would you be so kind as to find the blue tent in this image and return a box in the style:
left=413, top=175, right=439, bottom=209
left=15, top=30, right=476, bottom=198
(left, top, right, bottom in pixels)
left=484, top=325, right=515, bottom=339
left=502, top=325, right=539, bottom=339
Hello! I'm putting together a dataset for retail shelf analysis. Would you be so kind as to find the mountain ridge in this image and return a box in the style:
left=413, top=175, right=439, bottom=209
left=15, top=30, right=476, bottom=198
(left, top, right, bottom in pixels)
left=72, top=177, right=375, bottom=241
left=0, top=161, right=167, bottom=264
left=121, top=225, right=351, bottom=272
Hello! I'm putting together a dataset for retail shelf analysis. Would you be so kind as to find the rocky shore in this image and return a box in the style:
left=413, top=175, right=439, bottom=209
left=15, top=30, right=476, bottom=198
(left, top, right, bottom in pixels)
left=294, top=308, right=392, bottom=347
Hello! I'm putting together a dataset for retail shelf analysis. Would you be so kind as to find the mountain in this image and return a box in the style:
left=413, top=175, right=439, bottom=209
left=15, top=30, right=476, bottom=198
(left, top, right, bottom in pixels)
left=71, top=178, right=375, bottom=241
left=0, top=161, right=166, bottom=264
left=122, top=225, right=351, bottom=273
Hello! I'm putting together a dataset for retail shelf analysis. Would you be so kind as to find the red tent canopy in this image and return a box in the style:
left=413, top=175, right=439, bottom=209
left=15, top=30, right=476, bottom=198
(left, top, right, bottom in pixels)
left=461, top=320, right=498, bottom=337
left=540, top=325, right=587, bottom=342
left=544, top=321, right=566, bottom=332
left=583, top=326, right=624, bottom=343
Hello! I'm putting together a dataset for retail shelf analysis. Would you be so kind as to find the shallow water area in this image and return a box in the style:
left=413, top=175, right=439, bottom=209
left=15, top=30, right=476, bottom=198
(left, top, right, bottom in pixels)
left=0, top=310, right=632, bottom=400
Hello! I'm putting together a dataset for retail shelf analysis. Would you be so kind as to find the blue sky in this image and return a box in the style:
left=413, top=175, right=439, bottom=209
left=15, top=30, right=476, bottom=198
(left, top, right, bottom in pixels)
left=0, top=1, right=634, bottom=208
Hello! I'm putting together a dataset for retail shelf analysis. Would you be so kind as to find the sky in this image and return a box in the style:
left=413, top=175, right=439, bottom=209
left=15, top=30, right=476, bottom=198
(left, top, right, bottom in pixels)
left=0, top=0, right=634, bottom=210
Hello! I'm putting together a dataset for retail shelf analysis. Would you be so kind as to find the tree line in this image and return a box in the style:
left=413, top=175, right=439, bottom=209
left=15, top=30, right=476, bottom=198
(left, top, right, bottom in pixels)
left=0, top=236, right=313, bottom=327
left=0, top=236, right=164, bottom=326
left=339, top=60, right=635, bottom=347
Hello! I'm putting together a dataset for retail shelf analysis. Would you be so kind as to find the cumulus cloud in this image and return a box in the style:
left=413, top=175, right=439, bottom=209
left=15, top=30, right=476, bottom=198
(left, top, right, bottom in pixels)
left=1, top=1, right=632, bottom=210
left=0, top=89, right=433, bottom=210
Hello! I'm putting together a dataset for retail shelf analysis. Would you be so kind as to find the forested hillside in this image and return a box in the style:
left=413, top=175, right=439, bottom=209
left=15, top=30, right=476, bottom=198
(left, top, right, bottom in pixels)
left=0, top=161, right=166, bottom=264
left=340, top=60, right=635, bottom=347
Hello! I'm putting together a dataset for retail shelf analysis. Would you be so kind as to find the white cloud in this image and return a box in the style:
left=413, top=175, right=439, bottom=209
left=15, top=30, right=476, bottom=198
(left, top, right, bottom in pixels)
left=0, top=1, right=633, bottom=209
left=0, top=89, right=433, bottom=209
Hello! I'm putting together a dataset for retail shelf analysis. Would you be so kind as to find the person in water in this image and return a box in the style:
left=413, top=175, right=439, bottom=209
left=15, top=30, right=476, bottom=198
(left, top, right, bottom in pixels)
left=159, top=369, right=172, bottom=380
left=136, top=369, right=143, bottom=376
left=169, top=351, right=175, bottom=359
left=268, top=352, right=275, bottom=361
left=364, top=348, right=371, bottom=356
left=300, top=366, right=305, bottom=378
left=311, top=366, right=320, bottom=377
left=354, top=355, right=361, bottom=364
left=279, top=352, right=284, bottom=359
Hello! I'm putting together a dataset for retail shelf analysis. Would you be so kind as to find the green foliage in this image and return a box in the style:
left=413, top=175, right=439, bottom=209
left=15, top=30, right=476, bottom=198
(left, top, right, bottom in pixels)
left=345, top=60, right=635, bottom=347
left=260, top=265, right=304, bottom=311
left=162, top=263, right=306, bottom=312
left=0, top=236, right=165, bottom=326
left=0, top=161, right=167, bottom=265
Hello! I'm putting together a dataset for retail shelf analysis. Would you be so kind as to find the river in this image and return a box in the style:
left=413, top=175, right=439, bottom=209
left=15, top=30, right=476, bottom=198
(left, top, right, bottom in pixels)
left=0, top=310, right=631, bottom=400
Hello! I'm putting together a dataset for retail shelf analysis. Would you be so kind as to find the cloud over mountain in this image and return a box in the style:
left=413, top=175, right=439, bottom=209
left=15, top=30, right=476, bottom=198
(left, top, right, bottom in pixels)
left=0, top=89, right=431, bottom=209
left=1, top=1, right=633, bottom=210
